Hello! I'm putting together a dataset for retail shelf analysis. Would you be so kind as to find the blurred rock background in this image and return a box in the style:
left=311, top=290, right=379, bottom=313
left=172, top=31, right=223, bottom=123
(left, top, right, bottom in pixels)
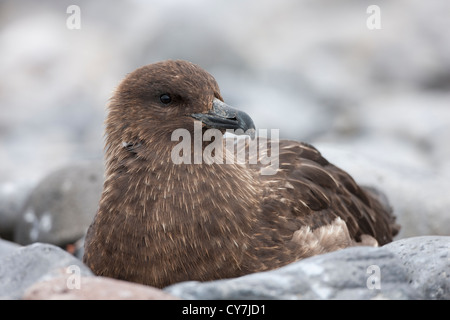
left=1, top=0, right=449, bottom=246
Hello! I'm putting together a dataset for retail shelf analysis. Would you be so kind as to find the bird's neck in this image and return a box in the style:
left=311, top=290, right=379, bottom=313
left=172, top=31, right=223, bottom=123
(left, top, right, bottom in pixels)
left=100, top=134, right=261, bottom=237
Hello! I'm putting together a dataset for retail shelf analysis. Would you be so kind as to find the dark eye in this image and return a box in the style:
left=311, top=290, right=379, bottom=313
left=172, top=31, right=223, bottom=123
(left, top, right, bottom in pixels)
left=160, top=93, right=172, bottom=104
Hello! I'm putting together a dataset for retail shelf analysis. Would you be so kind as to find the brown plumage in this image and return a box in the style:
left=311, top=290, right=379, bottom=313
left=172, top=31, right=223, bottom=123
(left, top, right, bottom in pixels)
left=83, top=60, right=399, bottom=288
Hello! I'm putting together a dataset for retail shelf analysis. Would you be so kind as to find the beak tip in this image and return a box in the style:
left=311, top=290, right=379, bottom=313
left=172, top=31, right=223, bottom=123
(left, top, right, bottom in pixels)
left=247, top=128, right=256, bottom=140
left=193, top=98, right=256, bottom=137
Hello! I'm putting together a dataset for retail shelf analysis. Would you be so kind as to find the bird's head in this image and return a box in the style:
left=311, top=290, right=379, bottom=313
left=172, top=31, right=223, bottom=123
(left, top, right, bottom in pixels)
left=107, top=60, right=255, bottom=144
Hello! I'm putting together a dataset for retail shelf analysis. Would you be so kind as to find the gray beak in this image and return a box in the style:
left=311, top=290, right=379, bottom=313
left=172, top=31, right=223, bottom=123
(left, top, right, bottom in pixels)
left=191, top=98, right=256, bottom=138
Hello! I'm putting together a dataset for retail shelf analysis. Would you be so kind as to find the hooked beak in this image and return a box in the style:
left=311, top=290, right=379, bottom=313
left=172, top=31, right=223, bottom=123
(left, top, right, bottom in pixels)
left=191, top=98, right=256, bottom=139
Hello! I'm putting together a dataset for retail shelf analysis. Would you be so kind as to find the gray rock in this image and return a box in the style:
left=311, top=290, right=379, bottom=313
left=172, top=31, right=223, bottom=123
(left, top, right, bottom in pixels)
left=14, top=162, right=103, bottom=246
left=384, top=236, right=450, bottom=300
left=164, top=246, right=414, bottom=300
left=0, top=238, right=21, bottom=259
left=165, top=236, right=449, bottom=300
left=0, top=183, right=33, bottom=240
left=0, top=242, right=93, bottom=299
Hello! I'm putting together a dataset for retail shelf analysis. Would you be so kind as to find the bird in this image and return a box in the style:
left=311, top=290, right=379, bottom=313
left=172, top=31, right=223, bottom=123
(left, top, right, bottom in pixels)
left=83, top=59, right=399, bottom=288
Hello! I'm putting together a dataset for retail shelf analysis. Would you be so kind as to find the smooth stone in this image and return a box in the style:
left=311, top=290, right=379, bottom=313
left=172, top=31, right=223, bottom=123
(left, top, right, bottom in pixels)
left=165, top=246, right=414, bottom=300
left=14, top=162, right=103, bottom=246
left=0, top=242, right=93, bottom=299
left=384, top=236, right=450, bottom=300
left=0, top=238, right=21, bottom=259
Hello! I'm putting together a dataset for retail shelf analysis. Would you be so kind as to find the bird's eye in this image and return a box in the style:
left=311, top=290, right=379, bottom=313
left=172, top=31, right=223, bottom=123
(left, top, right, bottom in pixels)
left=160, top=94, right=172, bottom=104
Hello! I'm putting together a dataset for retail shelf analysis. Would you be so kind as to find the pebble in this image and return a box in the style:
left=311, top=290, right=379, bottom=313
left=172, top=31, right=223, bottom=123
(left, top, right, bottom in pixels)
left=13, top=162, right=103, bottom=247
left=0, top=242, right=92, bottom=299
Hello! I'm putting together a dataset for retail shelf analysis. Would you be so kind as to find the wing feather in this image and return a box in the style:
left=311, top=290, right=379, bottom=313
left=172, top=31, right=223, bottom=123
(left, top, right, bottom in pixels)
left=254, top=139, right=398, bottom=246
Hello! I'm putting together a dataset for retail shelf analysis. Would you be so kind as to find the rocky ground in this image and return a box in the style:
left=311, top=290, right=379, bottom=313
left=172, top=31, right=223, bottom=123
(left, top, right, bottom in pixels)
left=1, top=0, right=449, bottom=299
left=0, top=236, right=448, bottom=300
